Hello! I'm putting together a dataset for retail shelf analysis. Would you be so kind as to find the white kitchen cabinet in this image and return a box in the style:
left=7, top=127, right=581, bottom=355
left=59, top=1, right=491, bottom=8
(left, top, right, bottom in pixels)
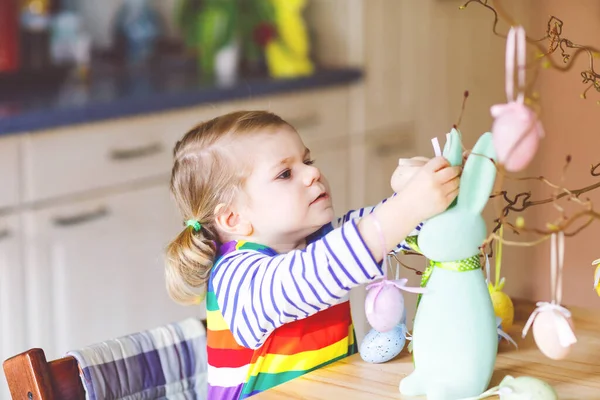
left=0, top=137, right=20, bottom=210
left=21, top=107, right=215, bottom=204
left=362, top=0, right=417, bottom=133
left=23, top=184, right=202, bottom=361
left=0, top=213, right=25, bottom=399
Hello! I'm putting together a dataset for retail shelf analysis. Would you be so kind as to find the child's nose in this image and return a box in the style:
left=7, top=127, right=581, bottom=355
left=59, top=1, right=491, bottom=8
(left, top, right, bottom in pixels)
left=303, top=165, right=321, bottom=186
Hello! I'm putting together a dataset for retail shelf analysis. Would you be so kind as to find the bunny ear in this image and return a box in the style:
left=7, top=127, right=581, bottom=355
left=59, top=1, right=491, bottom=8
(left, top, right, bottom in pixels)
left=443, top=128, right=463, bottom=167
left=457, top=132, right=497, bottom=214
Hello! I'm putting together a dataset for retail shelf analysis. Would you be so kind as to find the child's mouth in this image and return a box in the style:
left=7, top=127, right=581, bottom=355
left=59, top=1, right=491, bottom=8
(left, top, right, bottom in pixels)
left=310, top=192, right=329, bottom=205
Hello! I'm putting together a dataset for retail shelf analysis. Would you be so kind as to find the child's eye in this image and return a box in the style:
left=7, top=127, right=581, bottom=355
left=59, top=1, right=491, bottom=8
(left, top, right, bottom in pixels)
left=277, top=169, right=291, bottom=179
left=304, top=159, right=315, bottom=166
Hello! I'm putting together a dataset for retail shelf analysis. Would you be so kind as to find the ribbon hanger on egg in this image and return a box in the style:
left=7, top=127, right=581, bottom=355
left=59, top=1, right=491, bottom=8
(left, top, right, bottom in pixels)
left=522, top=232, right=577, bottom=347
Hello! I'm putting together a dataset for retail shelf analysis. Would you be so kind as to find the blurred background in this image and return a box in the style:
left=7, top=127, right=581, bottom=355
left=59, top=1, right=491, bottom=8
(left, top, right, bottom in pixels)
left=1, top=0, right=599, bottom=397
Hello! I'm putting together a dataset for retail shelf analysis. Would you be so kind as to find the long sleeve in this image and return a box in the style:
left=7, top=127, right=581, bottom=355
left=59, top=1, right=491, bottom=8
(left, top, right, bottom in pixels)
left=211, top=219, right=382, bottom=349
left=333, top=194, right=421, bottom=252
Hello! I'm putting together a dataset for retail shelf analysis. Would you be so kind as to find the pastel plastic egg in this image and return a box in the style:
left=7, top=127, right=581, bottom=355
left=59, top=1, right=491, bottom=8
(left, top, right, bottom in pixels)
left=594, top=264, right=600, bottom=297
left=499, top=375, right=558, bottom=400
left=365, top=284, right=405, bottom=333
left=532, top=310, right=575, bottom=360
left=359, top=324, right=407, bottom=364
left=490, top=290, right=514, bottom=332
left=491, top=102, right=544, bottom=172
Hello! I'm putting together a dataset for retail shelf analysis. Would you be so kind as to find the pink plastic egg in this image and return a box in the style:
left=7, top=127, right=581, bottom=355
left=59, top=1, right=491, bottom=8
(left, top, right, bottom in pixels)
left=532, top=309, right=575, bottom=360
left=365, top=284, right=405, bottom=333
left=491, top=102, right=544, bottom=172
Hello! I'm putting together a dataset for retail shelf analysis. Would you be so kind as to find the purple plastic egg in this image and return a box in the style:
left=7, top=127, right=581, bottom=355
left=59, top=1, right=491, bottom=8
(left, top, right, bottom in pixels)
left=365, top=284, right=405, bottom=332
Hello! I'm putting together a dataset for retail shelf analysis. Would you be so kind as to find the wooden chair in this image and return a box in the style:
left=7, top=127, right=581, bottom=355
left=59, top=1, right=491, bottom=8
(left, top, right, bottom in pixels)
left=3, top=319, right=207, bottom=400
left=3, top=348, right=85, bottom=400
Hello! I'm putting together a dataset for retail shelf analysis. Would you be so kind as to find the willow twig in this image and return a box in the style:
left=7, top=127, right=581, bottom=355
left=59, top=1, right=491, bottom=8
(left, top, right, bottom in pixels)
left=461, top=0, right=600, bottom=100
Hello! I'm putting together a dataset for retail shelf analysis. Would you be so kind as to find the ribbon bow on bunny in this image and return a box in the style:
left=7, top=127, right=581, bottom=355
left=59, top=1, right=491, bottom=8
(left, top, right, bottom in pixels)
left=365, top=216, right=426, bottom=333
left=491, top=26, right=544, bottom=172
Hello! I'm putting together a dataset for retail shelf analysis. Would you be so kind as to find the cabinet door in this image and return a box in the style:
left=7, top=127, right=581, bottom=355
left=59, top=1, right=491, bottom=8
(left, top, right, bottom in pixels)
left=24, top=185, right=202, bottom=360
left=0, top=137, right=19, bottom=210
left=0, top=214, right=25, bottom=400
left=363, top=0, right=416, bottom=132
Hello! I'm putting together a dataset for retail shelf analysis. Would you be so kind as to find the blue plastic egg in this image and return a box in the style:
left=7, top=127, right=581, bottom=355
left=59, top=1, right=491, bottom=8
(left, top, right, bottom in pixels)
left=359, top=323, right=407, bottom=364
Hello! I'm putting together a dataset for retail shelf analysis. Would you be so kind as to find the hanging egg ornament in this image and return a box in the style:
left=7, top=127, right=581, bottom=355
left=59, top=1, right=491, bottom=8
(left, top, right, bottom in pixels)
left=365, top=283, right=405, bottom=333
left=593, top=258, right=600, bottom=297
left=491, top=103, right=544, bottom=172
left=489, top=279, right=514, bottom=332
left=491, top=25, right=545, bottom=172
left=531, top=307, right=575, bottom=360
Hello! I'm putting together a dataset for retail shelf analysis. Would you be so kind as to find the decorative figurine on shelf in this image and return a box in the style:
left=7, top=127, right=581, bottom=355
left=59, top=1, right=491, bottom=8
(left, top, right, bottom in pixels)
left=522, top=232, right=577, bottom=360
left=263, top=0, right=314, bottom=78
left=238, top=0, right=277, bottom=76
left=490, top=26, right=544, bottom=172
left=113, top=0, right=161, bottom=66
left=399, top=130, right=498, bottom=400
left=176, top=0, right=238, bottom=82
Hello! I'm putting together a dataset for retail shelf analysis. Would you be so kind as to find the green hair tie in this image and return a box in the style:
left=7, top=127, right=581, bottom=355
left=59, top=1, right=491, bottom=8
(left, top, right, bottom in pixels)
left=185, top=219, right=202, bottom=232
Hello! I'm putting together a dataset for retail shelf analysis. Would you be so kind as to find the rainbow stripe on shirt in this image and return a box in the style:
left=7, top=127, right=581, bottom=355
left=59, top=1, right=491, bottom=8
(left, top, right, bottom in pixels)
left=206, top=241, right=357, bottom=399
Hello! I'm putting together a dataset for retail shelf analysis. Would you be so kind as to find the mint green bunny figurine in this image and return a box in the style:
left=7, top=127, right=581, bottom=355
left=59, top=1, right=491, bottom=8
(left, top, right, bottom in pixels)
left=399, top=131, right=498, bottom=400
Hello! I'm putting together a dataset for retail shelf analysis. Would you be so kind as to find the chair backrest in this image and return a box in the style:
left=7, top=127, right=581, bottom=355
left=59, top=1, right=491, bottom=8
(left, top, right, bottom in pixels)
left=3, top=348, right=85, bottom=400
left=3, top=319, right=207, bottom=400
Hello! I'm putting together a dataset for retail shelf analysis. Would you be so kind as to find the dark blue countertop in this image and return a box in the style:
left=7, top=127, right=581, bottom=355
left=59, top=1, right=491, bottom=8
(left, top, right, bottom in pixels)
left=0, top=66, right=362, bottom=135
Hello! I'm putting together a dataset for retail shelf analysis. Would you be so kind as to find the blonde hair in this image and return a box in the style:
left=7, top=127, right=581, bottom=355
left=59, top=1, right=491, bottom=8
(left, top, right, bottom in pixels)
left=166, top=110, right=290, bottom=305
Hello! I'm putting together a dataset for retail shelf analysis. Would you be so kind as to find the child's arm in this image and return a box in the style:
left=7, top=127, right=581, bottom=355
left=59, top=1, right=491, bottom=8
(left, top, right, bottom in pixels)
left=332, top=156, right=430, bottom=250
left=357, top=157, right=460, bottom=259
left=334, top=195, right=421, bottom=252
left=211, top=218, right=401, bottom=350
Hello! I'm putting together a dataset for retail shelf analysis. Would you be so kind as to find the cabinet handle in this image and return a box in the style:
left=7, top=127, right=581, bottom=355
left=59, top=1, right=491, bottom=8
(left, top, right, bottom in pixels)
left=109, top=142, right=164, bottom=161
left=53, top=207, right=109, bottom=227
left=0, top=228, right=10, bottom=240
left=287, top=114, right=321, bottom=130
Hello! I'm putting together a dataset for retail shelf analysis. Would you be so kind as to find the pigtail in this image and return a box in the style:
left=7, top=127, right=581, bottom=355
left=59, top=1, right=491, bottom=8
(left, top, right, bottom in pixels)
left=165, top=224, right=217, bottom=305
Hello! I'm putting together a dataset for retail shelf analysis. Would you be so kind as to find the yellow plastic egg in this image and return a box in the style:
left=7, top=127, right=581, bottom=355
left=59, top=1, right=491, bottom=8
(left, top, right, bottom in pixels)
left=593, top=262, right=600, bottom=297
left=489, top=288, right=514, bottom=332
left=532, top=310, right=575, bottom=360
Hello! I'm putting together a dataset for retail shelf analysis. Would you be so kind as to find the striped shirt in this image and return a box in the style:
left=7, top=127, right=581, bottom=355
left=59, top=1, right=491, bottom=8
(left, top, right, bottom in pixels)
left=206, top=202, right=418, bottom=399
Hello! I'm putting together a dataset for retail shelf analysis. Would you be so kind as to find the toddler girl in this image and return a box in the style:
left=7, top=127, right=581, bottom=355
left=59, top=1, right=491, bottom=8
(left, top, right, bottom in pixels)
left=165, top=111, right=460, bottom=399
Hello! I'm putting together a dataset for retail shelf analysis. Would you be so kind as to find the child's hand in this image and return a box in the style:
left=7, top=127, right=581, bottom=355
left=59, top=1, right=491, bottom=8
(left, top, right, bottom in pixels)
left=401, top=157, right=461, bottom=221
left=390, top=156, right=429, bottom=193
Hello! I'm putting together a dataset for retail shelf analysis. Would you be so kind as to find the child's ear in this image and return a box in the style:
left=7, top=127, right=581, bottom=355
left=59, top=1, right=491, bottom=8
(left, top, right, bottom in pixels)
left=214, top=204, right=253, bottom=236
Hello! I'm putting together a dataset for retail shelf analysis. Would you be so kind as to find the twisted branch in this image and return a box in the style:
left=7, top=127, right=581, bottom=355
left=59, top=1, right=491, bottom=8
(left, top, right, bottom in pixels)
left=461, top=0, right=600, bottom=100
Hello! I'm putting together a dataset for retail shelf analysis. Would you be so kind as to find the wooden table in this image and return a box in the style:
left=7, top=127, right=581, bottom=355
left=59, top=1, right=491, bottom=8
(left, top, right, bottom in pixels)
left=256, top=301, right=600, bottom=399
